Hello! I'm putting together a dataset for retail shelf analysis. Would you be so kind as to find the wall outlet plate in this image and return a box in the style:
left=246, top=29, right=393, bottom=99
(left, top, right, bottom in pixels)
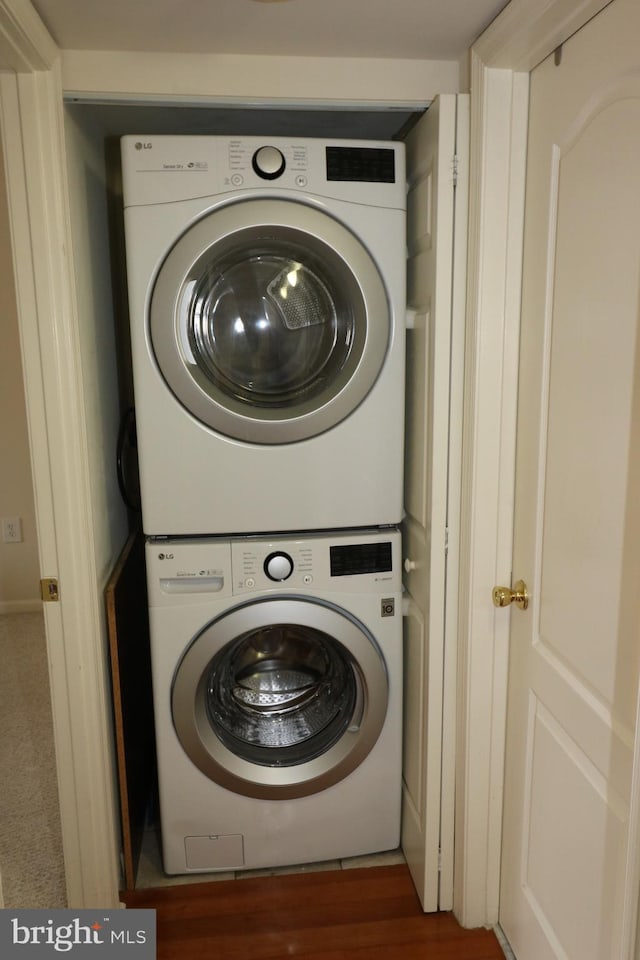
left=2, top=517, right=23, bottom=542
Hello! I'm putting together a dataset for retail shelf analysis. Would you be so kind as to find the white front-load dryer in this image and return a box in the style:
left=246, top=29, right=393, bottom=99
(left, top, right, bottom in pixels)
left=121, top=136, right=406, bottom=536
left=146, top=528, right=402, bottom=874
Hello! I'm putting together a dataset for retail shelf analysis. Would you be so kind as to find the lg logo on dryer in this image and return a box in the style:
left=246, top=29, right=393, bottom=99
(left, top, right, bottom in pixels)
left=135, top=142, right=152, bottom=150
left=157, top=552, right=174, bottom=560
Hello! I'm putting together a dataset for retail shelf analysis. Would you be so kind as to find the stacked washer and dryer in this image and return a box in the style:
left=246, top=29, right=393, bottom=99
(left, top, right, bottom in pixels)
left=121, top=135, right=407, bottom=875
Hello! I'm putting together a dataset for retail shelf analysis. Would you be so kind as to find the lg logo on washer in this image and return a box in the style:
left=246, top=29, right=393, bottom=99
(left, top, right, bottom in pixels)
left=134, top=141, right=152, bottom=150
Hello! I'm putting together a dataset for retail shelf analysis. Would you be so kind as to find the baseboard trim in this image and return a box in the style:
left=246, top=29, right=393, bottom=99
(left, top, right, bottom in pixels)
left=494, top=925, right=516, bottom=959
left=0, top=599, right=42, bottom=614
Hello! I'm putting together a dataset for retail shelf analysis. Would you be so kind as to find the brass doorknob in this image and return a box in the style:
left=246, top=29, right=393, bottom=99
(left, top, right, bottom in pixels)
left=492, top=579, right=529, bottom=611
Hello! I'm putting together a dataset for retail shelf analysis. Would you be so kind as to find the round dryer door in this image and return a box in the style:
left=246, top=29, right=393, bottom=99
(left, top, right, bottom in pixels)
left=150, top=199, right=390, bottom=444
left=171, top=597, right=389, bottom=799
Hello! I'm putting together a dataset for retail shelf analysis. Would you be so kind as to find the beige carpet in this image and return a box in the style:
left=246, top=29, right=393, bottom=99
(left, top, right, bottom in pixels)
left=0, top=612, right=67, bottom=907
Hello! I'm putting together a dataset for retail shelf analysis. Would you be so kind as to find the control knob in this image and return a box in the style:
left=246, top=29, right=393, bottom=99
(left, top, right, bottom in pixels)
left=252, top=145, right=286, bottom=180
left=264, top=551, right=294, bottom=581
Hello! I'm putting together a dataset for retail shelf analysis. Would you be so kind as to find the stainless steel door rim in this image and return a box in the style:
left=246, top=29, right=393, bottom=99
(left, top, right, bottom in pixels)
left=171, top=596, right=389, bottom=800
left=150, top=199, right=390, bottom=444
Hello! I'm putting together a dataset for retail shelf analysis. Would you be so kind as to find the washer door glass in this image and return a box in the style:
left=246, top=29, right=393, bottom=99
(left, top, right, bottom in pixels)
left=206, top=624, right=356, bottom=767
left=171, top=598, right=389, bottom=800
left=150, top=199, right=390, bottom=444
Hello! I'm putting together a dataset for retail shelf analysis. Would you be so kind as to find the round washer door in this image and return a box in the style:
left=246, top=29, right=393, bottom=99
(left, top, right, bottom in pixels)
left=171, top=597, right=389, bottom=799
left=150, top=199, right=390, bottom=444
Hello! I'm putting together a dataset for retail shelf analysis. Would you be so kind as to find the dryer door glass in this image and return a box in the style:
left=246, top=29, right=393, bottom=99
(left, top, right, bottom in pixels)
left=188, top=250, right=350, bottom=408
left=150, top=199, right=390, bottom=444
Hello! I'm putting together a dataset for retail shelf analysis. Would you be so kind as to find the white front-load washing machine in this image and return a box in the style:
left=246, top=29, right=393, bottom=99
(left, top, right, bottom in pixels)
left=121, top=136, right=406, bottom=536
left=146, top=527, right=402, bottom=874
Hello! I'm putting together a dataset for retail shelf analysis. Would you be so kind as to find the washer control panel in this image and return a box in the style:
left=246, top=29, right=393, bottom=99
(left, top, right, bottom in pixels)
left=147, top=530, right=400, bottom=602
left=233, top=539, right=314, bottom=593
left=230, top=530, right=399, bottom=595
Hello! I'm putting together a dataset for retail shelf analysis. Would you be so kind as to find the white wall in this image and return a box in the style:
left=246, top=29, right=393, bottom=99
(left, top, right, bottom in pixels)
left=0, top=138, right=40, bottom=611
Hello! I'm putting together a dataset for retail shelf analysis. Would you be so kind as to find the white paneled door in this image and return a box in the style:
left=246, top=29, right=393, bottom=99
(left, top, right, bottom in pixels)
left=499, top=0, right=640, bottom=957
left=402, top=94, right=468, bottom=912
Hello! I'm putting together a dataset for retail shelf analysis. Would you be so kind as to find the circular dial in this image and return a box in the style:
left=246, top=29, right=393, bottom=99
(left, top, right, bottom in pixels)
left=252, top=145, right=286, bottom=180
left=264, top=551, right=294, bottom=581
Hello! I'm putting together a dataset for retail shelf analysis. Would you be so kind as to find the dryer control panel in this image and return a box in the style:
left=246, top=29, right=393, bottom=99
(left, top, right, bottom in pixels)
left=121, top=135, right=405, bottom=209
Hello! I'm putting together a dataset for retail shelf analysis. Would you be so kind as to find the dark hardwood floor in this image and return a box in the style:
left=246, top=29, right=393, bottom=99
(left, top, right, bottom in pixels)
left=123, top=864, right=505, bottom=959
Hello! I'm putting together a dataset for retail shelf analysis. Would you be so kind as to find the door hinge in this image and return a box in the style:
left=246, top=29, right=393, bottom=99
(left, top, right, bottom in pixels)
left=40, top=577, right=60, bottom=602
left=452, top=154, right=459, bottom=188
